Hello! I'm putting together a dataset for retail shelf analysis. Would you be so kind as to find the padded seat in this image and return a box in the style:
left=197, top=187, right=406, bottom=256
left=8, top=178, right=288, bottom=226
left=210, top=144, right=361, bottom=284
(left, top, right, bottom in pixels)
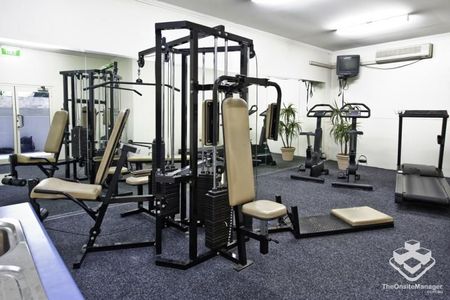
left=331, top=206, right=393, bottom=227
left=242, top=200, right=287, bottom=220
left=130, top=169, right=151, bottom=176
left=30, top=178, right=102, bottom=200
left=108, top=166, right=129, bottom=175
left=16, top=153, right=56, bottom=164
left=128, top=155, right=152, bottom=163
left=126, top=176, right=149, bottom=186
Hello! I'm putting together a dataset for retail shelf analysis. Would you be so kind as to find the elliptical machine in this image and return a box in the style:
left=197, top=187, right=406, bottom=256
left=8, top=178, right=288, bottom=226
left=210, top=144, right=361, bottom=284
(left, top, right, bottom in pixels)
left=291, top=104, right=332, bottom=183
left=331, top=103, right=373, bottom=191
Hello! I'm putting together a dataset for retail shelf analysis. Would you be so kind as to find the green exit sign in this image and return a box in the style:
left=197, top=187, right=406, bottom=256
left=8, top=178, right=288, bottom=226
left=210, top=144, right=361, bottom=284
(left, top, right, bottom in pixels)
left=1, top=47, right=21, bottom=56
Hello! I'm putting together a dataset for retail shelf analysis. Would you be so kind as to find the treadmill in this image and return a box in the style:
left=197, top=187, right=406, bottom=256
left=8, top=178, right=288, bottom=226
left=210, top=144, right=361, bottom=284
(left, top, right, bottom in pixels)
left=395, top=110, right=450, bottom=205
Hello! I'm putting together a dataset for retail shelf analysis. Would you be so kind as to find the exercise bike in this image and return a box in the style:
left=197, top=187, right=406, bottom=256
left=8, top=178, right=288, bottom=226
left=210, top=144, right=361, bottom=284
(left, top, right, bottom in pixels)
left=331, top=103, right=373, bottom=191
left=291, top=104, right=332, bottom=183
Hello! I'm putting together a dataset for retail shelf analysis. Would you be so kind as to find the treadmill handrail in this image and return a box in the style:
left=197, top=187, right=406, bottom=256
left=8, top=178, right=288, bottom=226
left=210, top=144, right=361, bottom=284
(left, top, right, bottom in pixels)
left=399, top=110, right=449, bottom=118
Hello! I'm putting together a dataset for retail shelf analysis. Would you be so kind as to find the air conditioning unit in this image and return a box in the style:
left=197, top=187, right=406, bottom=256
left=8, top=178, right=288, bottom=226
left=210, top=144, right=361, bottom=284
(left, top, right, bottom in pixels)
left=375, top=43, right=433, bottom=64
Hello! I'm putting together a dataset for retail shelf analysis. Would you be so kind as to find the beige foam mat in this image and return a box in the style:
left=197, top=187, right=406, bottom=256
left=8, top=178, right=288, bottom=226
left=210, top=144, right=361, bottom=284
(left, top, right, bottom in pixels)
left=331, top=206, right=394, bottom=227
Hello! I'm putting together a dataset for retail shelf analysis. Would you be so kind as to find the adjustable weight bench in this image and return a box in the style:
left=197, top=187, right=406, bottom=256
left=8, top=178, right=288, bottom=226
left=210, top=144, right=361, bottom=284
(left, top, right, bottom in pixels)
left=29, top=109, right=155, bottom=268
left=222, top=97, right=300, bottom=270
left=2, top=110, right=69, bottom=186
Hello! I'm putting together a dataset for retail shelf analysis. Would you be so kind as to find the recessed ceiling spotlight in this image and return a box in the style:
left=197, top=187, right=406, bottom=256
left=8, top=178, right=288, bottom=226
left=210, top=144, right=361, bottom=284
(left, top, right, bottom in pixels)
left=336, top=14, right=413, bottom=37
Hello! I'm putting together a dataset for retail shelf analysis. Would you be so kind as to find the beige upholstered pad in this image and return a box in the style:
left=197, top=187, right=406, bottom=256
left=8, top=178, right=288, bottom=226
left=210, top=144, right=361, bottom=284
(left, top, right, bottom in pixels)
left=331, top=206, right=394, bottom=227
left=95, top=110, right=129, bottom=185
left=44, top=110, right=69, bottom=153
left=126, top=176, right=149, bottom=186
left=130, top=169, right=151, bottom=176
left=128, top=155, right=152, bottom=162
left=16, top=153, right=56, bottom=164
left=242, top=200, right=287, bottom=220
left=108, top=166, right=129, bottom=175
left=222, top=98, right=255, bottom=207
left=31, top=178, right=102, bottom=200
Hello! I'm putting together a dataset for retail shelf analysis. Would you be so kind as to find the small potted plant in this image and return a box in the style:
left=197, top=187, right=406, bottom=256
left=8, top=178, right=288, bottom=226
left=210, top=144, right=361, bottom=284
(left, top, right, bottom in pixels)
left=329, top=101, right=352, bottom=170
left=278, top=103, right=302, bottom=161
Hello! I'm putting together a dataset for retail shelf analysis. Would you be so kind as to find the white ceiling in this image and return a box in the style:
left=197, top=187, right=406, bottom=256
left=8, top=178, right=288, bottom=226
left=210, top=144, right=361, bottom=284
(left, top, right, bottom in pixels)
left=158, top=0, right=450, bottom=51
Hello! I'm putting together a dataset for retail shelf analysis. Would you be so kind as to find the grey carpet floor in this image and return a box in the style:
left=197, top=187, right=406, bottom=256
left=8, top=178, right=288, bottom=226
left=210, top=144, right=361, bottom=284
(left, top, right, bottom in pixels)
left=1, top=157, right=449, bottom=299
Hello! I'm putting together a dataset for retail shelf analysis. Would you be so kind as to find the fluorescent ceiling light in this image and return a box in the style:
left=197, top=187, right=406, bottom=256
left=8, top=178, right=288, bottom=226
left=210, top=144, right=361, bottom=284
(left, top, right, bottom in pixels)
left=251, top=0, right=296, bottom=6
left=336, top=14, right=412, bottom=37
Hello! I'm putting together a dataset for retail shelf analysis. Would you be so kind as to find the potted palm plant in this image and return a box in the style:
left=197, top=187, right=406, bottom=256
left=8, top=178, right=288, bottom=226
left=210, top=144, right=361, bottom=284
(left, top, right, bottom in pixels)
left=278, top=103, right=302, bottom=161
left=330, top=102, right=352, bottom=170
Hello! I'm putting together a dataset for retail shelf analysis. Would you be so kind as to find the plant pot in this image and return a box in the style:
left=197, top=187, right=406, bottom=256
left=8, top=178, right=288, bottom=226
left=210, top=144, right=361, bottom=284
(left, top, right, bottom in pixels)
left=281, top=147, right=296, bottom=161
left=336, top=154, right=349, bottom=171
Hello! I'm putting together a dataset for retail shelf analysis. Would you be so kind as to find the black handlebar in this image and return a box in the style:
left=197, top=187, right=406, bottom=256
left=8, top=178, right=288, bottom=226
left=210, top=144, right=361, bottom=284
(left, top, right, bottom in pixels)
left=248, top=105, right=258, bottom=116
left=340, top=103, right=371, bottom=118
left=212, top=75, right=282, bottom=145
left=307, top=104, right=334, bottom=118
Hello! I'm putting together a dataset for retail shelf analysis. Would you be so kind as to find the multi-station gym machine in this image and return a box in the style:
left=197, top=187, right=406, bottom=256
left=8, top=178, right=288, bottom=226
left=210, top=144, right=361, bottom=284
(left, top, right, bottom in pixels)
left=131, top=21, right=290, bottom=269
left=60, top=63, right=121, bottom=182
left=75, top=20, right=297, bottom=270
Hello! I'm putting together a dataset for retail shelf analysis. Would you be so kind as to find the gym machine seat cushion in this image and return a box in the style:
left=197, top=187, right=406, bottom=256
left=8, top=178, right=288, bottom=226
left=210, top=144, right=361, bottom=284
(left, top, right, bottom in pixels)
left=107, top=167, right=129, bottom=175
left=128, top=155, right=152, bottom=163
left=16, top=153, right=56, bottom=164
left=30, top=178, right=102, bottom=200
left=331, top=206, right=393, bottom=227
left=242, top=200, right=287, bottom=220
left=125, top=176, right=149, bottom=186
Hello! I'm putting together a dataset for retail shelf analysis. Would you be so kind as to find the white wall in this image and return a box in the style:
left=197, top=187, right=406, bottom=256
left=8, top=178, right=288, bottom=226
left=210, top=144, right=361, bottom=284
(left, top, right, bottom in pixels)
left=328, top=33, right=450, bottom=175
left=6, top=0, right=448, bottom=174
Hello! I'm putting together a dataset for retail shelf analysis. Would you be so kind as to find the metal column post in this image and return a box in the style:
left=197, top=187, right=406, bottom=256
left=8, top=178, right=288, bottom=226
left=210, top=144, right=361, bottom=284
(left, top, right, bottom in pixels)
left=189, top=30, right=199, bottom=260
left=438, top=117, right=447, bottom=170
left=397, top=116, right=403, bottom=169
left=180, top=54, right=188, bottom=221
left=154, top=28, right=164, bottom=255
left=88, top=73, right=95, bottom=183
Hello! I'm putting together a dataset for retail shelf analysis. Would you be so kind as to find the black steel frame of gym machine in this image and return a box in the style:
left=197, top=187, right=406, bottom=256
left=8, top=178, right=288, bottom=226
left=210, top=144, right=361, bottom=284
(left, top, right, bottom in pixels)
left=60, top=63, right=119, bottom=183
left=137, top=21, right=282, bottom=270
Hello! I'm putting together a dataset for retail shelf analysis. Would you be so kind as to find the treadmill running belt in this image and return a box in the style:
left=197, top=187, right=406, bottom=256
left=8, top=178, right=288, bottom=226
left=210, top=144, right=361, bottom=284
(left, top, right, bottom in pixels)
left=401, top=174, right=450, bottom=205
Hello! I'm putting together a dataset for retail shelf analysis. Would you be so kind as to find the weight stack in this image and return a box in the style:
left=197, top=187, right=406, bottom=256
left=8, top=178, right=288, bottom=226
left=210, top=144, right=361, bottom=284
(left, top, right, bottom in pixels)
left=204, top=188, right=230, bottom=250
left=196, top=173, right=214, bottom=222
left=159, top=182, right=180, bottom=216
left=72, top=126, right=88, bottom=159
